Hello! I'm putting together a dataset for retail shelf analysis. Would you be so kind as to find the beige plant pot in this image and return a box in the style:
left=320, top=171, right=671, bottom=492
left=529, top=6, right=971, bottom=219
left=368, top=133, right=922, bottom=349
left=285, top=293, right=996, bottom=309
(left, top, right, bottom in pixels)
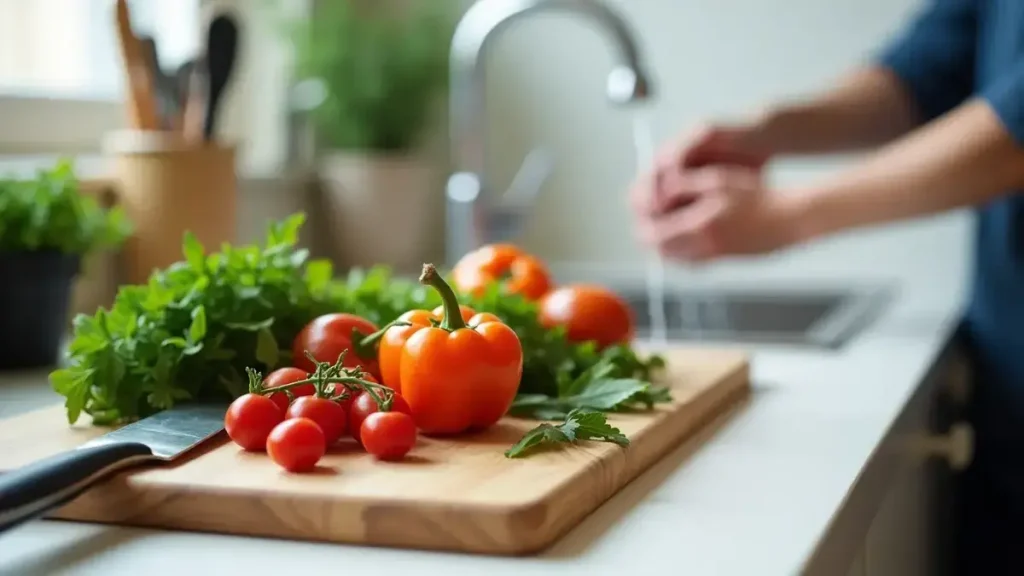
left=316, top=151, right=442, bottom=275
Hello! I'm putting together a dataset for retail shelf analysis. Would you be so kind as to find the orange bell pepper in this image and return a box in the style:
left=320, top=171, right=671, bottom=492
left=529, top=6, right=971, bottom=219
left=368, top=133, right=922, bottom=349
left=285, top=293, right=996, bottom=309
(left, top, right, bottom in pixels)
left=379, top=263, right=523, bottom=435
left=452, top=243, right=553, bottom=300
left=379, top=303, right=489, bottom=393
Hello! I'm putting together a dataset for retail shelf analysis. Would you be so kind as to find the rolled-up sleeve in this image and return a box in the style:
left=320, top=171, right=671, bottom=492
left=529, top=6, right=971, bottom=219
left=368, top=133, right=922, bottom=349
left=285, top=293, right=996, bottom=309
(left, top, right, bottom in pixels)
left=981, top=63, right=1024, bottom=146
left=875, top=0, right=977, bottom=123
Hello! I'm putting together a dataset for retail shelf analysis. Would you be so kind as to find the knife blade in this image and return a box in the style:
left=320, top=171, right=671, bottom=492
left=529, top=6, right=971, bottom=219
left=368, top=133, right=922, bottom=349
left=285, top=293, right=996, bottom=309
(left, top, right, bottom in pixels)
left=0, top=404, right=226, bottom=533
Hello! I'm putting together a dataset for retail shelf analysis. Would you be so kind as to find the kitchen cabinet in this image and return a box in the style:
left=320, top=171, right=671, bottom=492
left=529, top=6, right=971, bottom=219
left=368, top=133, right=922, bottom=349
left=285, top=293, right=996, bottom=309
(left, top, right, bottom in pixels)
left=841, top=344, right=969, bottom=576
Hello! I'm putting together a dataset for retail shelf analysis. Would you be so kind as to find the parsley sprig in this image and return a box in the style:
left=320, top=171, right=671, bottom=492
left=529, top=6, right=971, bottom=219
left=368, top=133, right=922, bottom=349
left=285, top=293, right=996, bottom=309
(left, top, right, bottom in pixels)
left=505, top=409, right=630, bottom=458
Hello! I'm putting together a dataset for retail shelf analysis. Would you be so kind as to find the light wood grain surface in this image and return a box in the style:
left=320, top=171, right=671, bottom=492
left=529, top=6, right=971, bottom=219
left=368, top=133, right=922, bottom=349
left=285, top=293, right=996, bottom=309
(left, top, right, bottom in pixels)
left=0, top=347, right=750, bottom=555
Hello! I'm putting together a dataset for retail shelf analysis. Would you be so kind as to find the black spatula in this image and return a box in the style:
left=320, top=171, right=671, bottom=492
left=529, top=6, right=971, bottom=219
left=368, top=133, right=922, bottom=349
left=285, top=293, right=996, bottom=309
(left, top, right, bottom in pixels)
left=202, top=13, right=239, bottom=142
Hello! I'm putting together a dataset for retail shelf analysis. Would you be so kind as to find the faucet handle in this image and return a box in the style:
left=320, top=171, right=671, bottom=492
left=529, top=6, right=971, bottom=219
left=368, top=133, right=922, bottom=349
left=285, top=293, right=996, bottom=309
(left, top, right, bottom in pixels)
left=485, top=147, right=554, bottom=243
left=500, top=147, right=554, bottom=209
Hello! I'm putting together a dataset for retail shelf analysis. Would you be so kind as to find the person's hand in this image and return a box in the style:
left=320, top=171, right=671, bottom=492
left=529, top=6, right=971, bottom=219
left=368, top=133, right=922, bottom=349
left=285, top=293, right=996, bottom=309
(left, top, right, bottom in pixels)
left=630, top=163, right=805, bottom=262
left=670, top=122, right=773, bottom=171
left=631, top=121, right=772, bottom=218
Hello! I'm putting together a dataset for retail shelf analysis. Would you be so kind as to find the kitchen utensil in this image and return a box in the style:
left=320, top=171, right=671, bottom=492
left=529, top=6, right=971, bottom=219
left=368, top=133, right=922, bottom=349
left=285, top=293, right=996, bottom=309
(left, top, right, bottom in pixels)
left=113, top=0, right=160, bottom=130
left=171, top=58, right=198, bottom=133
left=0, top=348, right=750, bottom=555
left=137, top=35, right=180, bottom=130
left=201, top=13, right=240, bottom=141
left=0, top=404, right=226, bottom=533
left=181, top=59, right=208, bottom=143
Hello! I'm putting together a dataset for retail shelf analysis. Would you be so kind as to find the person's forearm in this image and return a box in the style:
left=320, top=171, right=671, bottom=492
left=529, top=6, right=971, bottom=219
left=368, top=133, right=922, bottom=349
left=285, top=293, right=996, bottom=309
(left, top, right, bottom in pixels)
left=790, top=98, right=1024, bottom=242
left=749, top=67, right=921, bottom=156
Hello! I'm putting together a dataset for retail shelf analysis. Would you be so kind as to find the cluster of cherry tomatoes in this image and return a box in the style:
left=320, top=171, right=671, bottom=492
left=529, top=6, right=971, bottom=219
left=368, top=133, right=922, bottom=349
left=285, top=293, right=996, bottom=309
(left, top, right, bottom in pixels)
left=224, top=314, right=418, bottom=473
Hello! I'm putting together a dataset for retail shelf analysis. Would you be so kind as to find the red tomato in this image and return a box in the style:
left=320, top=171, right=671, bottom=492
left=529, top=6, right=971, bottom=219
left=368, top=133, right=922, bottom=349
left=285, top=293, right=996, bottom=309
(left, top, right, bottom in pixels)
left=225, top=394, right=284, bottom=452
left=285, top=396, right=348, bottom=444
left=292, top=313, right=381, bottom=379
left=538, top=284, right=635, bottom=349
left=361, top=412, right=417, bottom=460
left=266, top=417, right=326, bottom=473
left=264, top=367, right=312, bottom=409
left=349, top=390, right=411, bottom=445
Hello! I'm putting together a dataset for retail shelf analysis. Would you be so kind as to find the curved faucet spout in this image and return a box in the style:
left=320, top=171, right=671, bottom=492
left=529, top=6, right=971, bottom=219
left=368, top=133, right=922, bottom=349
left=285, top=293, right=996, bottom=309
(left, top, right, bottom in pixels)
left=445, top=0, right=655, bottom=266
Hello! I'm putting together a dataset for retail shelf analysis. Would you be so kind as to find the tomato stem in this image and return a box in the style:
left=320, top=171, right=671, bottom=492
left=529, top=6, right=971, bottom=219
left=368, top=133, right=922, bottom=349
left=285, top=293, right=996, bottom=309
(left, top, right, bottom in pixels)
left=263, top=375, right=386, bottom=396
left=419, top=263, right=468, bottom=332
left=245, top=367, right=266, bottom=394
left=362, top=381, right=394, bottom=412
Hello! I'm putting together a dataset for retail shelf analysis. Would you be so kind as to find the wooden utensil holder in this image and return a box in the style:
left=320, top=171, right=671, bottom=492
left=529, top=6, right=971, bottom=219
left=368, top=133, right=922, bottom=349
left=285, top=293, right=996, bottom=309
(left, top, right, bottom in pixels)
left=105, top=131, right=238, bottom=285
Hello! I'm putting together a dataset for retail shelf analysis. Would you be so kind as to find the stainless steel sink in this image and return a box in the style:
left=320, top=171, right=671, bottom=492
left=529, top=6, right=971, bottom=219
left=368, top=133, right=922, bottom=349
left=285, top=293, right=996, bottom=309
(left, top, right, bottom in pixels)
left=619, top=284, right=893, bottom=349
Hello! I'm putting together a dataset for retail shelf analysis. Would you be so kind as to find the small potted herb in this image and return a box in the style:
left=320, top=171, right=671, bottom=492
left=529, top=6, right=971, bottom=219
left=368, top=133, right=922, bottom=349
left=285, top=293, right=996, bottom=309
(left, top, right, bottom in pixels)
left=0, top=160, right=132, bottom=369
left=277, top=0, right=456, bottom=274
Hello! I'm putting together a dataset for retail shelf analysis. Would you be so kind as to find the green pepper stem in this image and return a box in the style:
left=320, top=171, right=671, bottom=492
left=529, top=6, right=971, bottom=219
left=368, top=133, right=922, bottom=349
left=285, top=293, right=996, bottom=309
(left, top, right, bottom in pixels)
left=353, top=320, right=412, bottom=358
left=419, top=263, right=467, bottom=332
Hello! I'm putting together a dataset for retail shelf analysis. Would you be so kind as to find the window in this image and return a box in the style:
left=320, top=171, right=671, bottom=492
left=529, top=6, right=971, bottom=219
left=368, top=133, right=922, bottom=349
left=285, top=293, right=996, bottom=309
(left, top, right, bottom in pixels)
left=0, top=0, right=200, bottom=153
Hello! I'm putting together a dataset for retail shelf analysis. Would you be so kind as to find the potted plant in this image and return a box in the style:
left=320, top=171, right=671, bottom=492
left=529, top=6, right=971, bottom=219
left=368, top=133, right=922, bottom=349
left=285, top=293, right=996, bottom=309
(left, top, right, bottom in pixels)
left=0, top=160, right=132, bottom=370
left=285, top=0, right=456, bottom=274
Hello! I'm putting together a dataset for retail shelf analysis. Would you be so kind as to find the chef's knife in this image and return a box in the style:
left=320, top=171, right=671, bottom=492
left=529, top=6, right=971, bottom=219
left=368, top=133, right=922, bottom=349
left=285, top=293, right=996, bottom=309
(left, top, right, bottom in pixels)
left=0, top=404, right=226, bottom=533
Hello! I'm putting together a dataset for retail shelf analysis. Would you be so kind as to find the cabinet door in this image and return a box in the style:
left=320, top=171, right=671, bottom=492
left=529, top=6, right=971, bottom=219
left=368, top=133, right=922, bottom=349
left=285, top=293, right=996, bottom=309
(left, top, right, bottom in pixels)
left=862, top=457, right=939, bottom=575
left=861, top=346, right=967, bottom=576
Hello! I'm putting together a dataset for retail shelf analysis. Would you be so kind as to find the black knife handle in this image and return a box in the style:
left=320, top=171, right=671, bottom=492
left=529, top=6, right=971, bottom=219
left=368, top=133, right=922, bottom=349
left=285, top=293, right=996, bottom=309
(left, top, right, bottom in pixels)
left=0, top=442, right=153, bottom=533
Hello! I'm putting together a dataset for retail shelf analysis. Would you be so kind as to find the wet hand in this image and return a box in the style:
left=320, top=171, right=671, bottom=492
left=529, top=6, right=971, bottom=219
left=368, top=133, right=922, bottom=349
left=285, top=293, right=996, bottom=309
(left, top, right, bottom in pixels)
left=631, top=164, right=804, bottom=262
left=631, top=122, right=771, bottom=218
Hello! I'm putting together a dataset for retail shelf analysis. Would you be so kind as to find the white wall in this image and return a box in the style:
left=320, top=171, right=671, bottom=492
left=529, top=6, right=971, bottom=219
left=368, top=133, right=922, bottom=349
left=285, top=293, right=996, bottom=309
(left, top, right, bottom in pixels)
left=480, top=0, right=972, bottom=300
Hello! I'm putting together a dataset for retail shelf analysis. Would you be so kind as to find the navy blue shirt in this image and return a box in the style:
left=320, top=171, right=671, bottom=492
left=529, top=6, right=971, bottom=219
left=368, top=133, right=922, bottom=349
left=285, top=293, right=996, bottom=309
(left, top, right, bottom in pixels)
left=878, top=0, right=1024, bottom=437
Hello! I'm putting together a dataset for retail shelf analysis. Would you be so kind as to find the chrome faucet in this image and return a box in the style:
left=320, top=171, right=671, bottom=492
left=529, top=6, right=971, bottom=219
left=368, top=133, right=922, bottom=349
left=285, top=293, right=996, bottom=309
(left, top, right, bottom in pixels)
left=444, top=0, right=655, bottom=266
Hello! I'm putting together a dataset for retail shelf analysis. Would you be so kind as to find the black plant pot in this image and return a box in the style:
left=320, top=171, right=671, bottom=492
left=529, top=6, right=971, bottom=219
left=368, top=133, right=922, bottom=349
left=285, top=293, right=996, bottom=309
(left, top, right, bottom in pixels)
left=0, top=251, right=81, bottom=370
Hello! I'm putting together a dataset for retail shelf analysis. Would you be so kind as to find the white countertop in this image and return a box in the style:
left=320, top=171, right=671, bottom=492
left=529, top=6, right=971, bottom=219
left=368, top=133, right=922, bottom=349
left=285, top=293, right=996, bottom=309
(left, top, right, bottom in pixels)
left=0, top=276, right=963, bottom=576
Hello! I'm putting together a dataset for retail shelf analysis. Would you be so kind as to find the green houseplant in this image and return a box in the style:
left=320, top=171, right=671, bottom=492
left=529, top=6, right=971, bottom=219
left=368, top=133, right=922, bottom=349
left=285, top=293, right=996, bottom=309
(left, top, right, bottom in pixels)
left=0, top=160, right=131, bottom=369
left=289, top=0, right=454, bottom=152
left=281, top=0, right=458, bottom=274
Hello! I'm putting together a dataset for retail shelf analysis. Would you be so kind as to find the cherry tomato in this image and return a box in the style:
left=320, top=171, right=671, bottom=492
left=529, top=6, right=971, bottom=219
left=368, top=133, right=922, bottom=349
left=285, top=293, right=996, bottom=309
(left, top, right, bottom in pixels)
left=360, top=411, right=417, bottom=460
left=285, top=396, right=348, bottom=445
left=264, top=367, right=312, bottom=409
left=349, top=390, right=412, bottom=445
left=266, top=417, right=326, bottom=473
left=539, top=284, right=635, bottom=349
left=292, top=313, right=381, bottom=379
left=225, top=394, right=284, bottom=452
left=452, top=243, right=553, bottom=300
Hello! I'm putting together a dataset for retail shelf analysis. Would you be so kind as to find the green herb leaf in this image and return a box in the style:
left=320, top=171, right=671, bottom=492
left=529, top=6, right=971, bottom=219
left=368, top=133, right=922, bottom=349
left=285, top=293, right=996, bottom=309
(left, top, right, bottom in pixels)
left=304, top=260, right=333, bottom=295
left=183, top=231, right=205, bottom=271
left=49, top=367, right=91, bottom=424
left=255, top=327, right=280, bottom=370
left=188, top=306, right=208, bottom=343
left=505, top=409, right=629, bottom=458
left=504, top=424, right=571, bottom=458
left=225, top=318, right=275, bottom=332
left=509, top=378, right=658, bottom=419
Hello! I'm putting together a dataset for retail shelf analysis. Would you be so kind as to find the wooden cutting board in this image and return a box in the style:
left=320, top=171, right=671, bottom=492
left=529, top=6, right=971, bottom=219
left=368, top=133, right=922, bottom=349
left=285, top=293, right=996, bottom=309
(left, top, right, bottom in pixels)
left=0, top=347, right=750, bottom=555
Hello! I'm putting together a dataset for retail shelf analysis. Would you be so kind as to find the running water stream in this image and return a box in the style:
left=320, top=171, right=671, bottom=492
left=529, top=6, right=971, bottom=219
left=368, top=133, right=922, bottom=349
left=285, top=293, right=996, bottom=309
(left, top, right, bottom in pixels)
left=631, top=110, right=669, bottom=345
